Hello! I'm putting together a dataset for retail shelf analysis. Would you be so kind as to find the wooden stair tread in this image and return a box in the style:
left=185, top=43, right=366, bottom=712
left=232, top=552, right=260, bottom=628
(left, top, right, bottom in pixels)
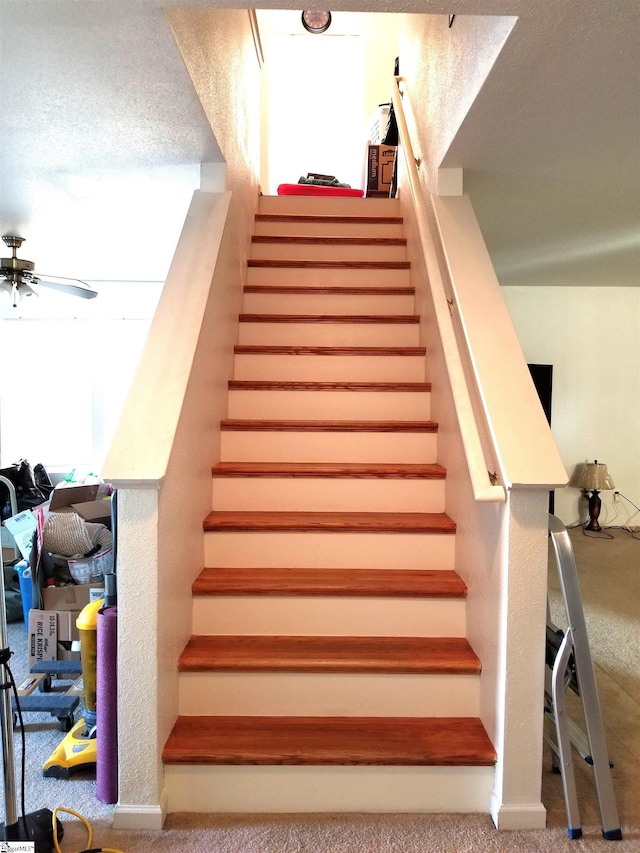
left=212, top=462, right=446, bottom=479
left=239, top=313, right=419, bottom=324
left=255, top=214, right=403, bottom=225
left=228, top=381, right=431, bottom=391
left=221, top=419, right=438, bottom=432
left=248, top=260, right=410, bottom=270
left=244, top=285, right=415, bottom=295
left=252, top=235, right=406, bottom=246
left=193, top=567, right=467, bottom=598
left=234, top=345, right=426, bottom=356
left=203, top=510, right=456, bottom=533
left=178, top=635, right=479, bottom=674
left=163, top=715, right=496, bottom=766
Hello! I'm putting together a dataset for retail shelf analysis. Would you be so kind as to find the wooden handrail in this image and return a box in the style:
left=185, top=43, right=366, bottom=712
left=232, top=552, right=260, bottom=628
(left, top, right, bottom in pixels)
left=390, top=76, right=567, bottom=495
left=390, top=77, right=506, bottom=502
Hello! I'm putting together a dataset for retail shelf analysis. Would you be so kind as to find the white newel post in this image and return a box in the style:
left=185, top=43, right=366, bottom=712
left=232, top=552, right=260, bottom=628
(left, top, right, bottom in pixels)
left=111, top=484, right=168, bottom=830
left=491, top=487, right=550, bottom=830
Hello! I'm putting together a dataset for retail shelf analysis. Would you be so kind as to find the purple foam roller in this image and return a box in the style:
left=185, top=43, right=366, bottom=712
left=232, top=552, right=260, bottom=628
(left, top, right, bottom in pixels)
left=97, top=605, right=118, bottom=804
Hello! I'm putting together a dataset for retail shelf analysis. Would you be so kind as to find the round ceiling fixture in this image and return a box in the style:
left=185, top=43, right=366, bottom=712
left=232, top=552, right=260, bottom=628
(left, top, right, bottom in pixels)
left=301, top=11, right=332, bottom=34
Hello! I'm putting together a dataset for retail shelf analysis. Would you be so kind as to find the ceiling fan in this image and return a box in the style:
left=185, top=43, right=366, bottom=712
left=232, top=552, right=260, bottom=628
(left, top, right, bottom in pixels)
left=0, top=235, right=98, bottom=307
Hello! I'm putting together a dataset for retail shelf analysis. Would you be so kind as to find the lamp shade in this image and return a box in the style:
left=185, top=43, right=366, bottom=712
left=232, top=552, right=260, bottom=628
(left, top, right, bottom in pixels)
left=574, top=460, right=615, bottom=492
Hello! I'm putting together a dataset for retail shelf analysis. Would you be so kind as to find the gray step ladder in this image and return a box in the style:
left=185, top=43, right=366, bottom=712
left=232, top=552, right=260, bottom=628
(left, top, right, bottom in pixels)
left=545, top=514, right=622, bottom=840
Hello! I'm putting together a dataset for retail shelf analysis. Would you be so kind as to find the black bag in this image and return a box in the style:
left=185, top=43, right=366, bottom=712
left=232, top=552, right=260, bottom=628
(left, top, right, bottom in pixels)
left=0, top=459, right=51, bottom=519
left=381, top=104, right=398, bottom=147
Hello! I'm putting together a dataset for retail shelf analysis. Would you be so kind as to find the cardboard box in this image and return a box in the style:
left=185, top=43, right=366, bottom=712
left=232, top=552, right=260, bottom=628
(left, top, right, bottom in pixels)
left=41, top=582, right=104, bottom=612
left=56, top=610, right=82, bottom=661
left=48, top=484, right=112, bottom=529
left=28, top=609, right=58, bottom=668
left=69, top=499, right=112, bottom=527
left=28, top=608, right=87, bottom=666
left=366, top=144, right=397, bottom=196
left=49, top=484, right=99, bottom=511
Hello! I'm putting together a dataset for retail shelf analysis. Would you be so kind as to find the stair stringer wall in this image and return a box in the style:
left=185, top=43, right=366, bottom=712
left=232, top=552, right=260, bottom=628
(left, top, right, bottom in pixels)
left=397, top=183, right=549, bottom=830
left=104, top=190, right=248, bottom=830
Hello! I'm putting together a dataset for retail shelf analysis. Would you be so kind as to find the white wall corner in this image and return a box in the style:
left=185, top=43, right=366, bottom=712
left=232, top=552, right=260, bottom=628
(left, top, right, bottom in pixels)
left=490, top=797, right=547, bottom=831
left=201, top=161, right=227, bottom=192
left=436, top=167, right=463, bottom=196
left=112, top=792, right=168, bottom=830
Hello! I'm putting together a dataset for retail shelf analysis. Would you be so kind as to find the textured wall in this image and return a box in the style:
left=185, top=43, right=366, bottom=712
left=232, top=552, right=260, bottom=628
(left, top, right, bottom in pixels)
left=395, top=15, right=552, bottom=827
left=109, top=10, right=263, bottom=824
left=167, top=8, right=261, bottom=230
left=399, top=14, right=515, bottom=191
left=504, top=286, right=640, bottom=529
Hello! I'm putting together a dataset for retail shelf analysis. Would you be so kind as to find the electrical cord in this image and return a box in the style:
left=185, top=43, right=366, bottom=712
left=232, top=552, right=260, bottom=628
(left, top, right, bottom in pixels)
left=52, top=806, right=124, bottom=853
left=5, top=656, right=125, bottom=853
left=612, top=492, right=640, bottom=539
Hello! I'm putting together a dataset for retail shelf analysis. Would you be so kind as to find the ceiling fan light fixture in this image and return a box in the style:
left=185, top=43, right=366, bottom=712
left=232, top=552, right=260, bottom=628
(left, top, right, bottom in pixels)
left=1, top=234, right=97, bottom=306
left=301, top=10, right=332, bottom=34
left=0, top=278, right=28, bottom=308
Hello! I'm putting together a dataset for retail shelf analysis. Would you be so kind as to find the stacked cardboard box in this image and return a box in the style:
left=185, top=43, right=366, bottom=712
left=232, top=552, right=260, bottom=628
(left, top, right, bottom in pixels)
left=28, top=584, right=104, bottom=668
left=366, top=144, right=397, bottom=197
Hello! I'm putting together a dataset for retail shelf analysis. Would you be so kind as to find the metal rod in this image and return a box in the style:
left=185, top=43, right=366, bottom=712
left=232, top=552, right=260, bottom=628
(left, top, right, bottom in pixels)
left=0, top=544, right=18, bottom=830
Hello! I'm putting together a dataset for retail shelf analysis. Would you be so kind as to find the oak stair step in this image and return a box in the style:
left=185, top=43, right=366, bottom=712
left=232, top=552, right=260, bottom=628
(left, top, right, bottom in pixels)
left=163, top=715, right=496, bottom=766
left=238, top=313, right=419, bottom=324
left=227, top=381, right=431, bottom=392
left=248, top=259, right=410, bottom=270
left=178, top=635, right=479, bottom=674
left=252, top=235, right=407, bottom=247
left=254, top=214, right=404, bottom=226
left=211, top=462, right=446, bottom=480
left=219, top=420, right=440, bottom=464
left=193, top=567, right=466, bottom=598
left=221, top=418, right=438, bottom=432
left=203, top=510, right=456, bottom=534
left=234, top=345, right=426, bottom=356
left=244, top=285, right=415, bottom=295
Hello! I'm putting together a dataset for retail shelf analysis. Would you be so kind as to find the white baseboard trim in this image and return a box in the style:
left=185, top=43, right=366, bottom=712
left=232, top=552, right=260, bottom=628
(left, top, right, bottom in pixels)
left=490, top=795, right=547, bottom=830
left=113, top=791, right=168, bottom=830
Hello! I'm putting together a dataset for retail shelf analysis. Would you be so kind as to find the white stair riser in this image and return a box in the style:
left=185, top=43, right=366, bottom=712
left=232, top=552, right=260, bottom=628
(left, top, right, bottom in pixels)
left=211, top=477, right=445, bottom=513
left=237, top=322, right=419, bottom=347
left=165, top=764, right=494, bottom=814
left=220, top=431, right=438, bottom=464
left=250, top=242, right=407, bottom=262
left=243, top=292, right=415, bottom=315
left=178, top=672, right=479, bottom=717
left=205, top=531, right=455, bottom=571
left=253, top=220, right=405, bottom=238
left=258, top=196, right=400, bottom=216
left=227, top=390, right=430, bottom=420
left=192, top=596, right=465, bottom=637
left=234, top=354, right=426, bottom=382
left=247, top=266, right=411, bottom=287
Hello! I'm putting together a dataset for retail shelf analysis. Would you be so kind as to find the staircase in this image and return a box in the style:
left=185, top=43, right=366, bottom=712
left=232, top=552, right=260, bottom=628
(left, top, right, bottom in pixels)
left=162, top=194, right=496, bottom=814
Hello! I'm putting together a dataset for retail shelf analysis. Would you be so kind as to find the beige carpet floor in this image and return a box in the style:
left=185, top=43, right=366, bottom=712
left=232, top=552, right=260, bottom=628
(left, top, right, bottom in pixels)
left=1, top=525, right=638, bottom=851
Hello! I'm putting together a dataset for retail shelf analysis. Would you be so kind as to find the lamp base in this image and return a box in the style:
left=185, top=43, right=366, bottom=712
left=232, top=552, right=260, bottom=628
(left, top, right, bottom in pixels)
left=585, top=489, right=602, bottom=532
left=0, top=808, right=63, bottom=852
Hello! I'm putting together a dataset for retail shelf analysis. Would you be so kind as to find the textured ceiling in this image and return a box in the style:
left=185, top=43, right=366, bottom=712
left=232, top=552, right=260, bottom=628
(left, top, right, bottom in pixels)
left=0, top=0, right=638, bottom=295
left=441, top=3, right=640, bottom=286
left=0, top=1, right=222, bottom=283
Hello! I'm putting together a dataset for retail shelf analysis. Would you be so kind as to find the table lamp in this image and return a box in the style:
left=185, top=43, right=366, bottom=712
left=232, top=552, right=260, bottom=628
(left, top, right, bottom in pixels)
left=575, top=460, right=615, bottom=532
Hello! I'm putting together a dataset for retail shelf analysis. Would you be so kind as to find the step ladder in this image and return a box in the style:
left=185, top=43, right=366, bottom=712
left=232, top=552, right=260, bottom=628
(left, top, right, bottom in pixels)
left=545, top=514, right=622, bottom=840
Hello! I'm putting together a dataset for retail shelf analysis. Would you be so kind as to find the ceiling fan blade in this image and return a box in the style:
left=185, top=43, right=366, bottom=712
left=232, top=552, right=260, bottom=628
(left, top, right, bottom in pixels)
left=35, top=275, right=98, bottom=300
